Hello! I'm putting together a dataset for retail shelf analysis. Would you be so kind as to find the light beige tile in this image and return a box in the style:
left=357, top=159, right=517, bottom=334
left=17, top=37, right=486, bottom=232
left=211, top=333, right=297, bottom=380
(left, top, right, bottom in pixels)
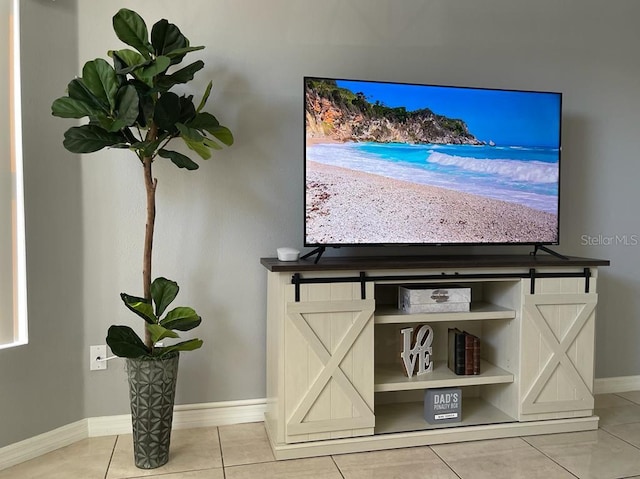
left=432, top=437, right=575, bottom=479
left=0, top=436, right=116, bottom=479
left=595, top=393, right=635, bottom=408
left=225, top=456, right=342, bottom=479
left=218, top=422, right=275, bottom=466
left=617, top=391, right=640, bottom=405
left=525, top=429, right=640, bottom=479
left=601, top=421, right=640, bottom=448
left=334, top=446, right=458, bottom=478
left=107, top=427, right=222, bottom=479
left=595, top=403, right=640, bottom=427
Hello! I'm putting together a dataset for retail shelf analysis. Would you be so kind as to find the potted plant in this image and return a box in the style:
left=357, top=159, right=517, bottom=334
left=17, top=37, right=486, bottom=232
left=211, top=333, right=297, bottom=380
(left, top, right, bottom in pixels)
left=51, top=8, right=233, bottom=469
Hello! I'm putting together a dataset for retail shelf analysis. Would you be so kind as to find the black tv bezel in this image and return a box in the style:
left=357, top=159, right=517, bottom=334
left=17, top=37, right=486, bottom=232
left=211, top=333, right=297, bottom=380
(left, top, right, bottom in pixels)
left=303, top=76, right=562, bottom=249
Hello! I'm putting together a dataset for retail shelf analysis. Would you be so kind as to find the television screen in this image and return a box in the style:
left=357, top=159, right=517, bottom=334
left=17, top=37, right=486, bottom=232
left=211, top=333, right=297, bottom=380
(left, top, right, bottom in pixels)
left=304, top=77, right=561, bottom=246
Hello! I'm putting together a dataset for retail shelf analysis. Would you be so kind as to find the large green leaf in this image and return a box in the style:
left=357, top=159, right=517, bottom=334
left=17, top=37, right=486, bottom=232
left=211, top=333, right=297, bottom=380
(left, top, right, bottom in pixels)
left=176, top=122, right=204, bottom=141
left=137, top=56, right=171, bottom=86
left=93, top=114, right=122, bottom=133
left=187, top=113, right=234, bottom=146
left=51, top=97, right=98, bottom=119
left=63, top=125, right=126, bottom=153
left=151, top=277, right=179, bottom=317
left=160, top=306, right=202, bottom=331
left=146, top=323, right=179, bottom=344
left=202, top=137, right=223, bottom=151
left=114, top=85, right=140, bottom=128
left=129, top=79, right=154, bottom=126
left=158, top=338, right=203, bottom=356
left=106, top=325, right=150, bottom=358
left=180, top=136, right=211, bottom=160
left=154, top=92, right=181, bottom=131
left=177, top=123, right=211, bottom=160
left=82, top=59, right=118, bottom=111
left=110, top=52, right=128, bottom=87
left=68, top=78, right=109, bottom=113
left=178, top=95, right=196, bottom=125
left=207, top=125, right=234, bottom=147
left=189, top=111, right=219, bottom=131
left=120, top=293, right=157, bottom=324
left=131, top=138, right=164, bottom=158
left=112, top=9, right=153, bottom=59
left=151, top=18, right=188, bottom=57
left=196, top=81, right=213, bottom=113
left=164, top=46, right=204, bottom=59
left=158, top=149, right=199, bottom=170
left=109, top=49, right=147, bottom=75
left=156, top=61, right=204, bottom=90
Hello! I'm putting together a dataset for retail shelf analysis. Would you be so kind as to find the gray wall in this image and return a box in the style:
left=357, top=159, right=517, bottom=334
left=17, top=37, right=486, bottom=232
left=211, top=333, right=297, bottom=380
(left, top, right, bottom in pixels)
left=2, top=0, right=639, bottom=447
left=0, top=0, right=84, bottom=447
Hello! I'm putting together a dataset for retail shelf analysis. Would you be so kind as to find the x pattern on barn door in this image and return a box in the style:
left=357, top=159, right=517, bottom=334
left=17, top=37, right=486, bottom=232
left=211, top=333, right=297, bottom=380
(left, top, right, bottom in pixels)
left=285, top=284, right=375, bottom=440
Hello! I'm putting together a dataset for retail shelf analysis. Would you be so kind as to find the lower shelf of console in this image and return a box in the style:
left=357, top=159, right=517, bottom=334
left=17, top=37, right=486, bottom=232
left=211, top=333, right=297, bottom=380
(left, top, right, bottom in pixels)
left=375, top=397, right=514, bottom=434
left=265, top=409, right=599, bottom=460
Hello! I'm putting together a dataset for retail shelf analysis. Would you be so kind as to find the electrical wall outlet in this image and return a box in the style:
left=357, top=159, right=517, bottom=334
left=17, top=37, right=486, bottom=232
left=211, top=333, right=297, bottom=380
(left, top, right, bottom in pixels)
left=90, top=345, right=107, bottom=371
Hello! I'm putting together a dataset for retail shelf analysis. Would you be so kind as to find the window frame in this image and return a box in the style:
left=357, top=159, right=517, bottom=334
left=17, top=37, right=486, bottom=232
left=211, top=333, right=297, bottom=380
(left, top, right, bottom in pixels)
left=0, top=0, right=27, bottom=349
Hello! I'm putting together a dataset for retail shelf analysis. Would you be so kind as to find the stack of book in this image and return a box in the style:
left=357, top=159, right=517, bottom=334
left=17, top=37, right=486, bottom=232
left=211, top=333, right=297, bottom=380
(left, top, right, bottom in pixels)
left=447, top=328, right=480, bottom=375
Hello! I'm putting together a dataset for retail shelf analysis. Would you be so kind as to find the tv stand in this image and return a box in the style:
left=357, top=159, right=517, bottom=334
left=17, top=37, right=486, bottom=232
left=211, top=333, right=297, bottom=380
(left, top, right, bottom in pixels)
left=300, top=246, right=327, bottom=264
left=531, top=244, right=569, bottom=260
left=261, top=254, right=608, bottom=460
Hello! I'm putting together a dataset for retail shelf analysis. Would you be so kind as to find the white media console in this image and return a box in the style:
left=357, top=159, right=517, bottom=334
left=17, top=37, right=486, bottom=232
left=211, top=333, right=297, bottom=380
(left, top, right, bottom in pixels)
left=261, top=255, right=608, bottom=459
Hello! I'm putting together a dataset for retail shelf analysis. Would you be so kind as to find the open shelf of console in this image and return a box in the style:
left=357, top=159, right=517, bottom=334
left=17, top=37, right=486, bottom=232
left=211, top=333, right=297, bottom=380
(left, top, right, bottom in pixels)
left=375, top=360, right=513, bottom=392
left=375, top=302, right=516, bottom=323
left=374, top=397, right=516, bottom=434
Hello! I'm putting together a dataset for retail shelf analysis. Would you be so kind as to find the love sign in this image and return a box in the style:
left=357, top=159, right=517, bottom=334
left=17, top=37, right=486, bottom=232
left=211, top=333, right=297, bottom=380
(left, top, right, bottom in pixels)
left=400, top=324, right=433, bottom=377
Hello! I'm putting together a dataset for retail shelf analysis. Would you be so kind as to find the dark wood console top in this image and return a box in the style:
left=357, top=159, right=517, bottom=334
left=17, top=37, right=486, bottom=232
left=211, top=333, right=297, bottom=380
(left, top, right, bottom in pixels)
left=260, top=255, right=609, bottom=272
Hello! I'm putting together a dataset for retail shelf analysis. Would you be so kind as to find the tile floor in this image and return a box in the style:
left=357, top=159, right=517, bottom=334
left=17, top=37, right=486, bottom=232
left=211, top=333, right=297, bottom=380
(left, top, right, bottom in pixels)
left=4, top=392, right=640, bottom=478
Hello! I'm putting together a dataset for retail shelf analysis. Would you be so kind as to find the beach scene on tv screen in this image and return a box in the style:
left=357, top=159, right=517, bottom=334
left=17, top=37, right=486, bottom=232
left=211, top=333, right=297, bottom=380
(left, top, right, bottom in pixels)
left=305, top=78, right=561, bottom=245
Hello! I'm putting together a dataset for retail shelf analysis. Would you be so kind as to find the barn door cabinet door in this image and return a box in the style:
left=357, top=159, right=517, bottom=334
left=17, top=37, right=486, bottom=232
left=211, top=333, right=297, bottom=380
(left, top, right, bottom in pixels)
left=284, top=282, right=375, bottom=444
left=519, top=278, right=597, bottom=420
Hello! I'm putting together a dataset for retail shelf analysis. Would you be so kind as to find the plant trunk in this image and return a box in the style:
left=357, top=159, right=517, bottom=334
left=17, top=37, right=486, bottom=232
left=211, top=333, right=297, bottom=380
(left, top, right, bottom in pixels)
left=143, top=154, right=156, bottom=349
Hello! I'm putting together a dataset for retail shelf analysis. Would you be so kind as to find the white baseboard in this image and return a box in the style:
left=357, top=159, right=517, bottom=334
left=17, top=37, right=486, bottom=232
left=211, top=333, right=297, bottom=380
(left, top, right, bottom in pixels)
left=0, top=419, right=87, bottom=472
left=0, top=398, right=267, bottom=472
left=87, top=398, right=267, bottom=437
left=594, top=376, right=640, bottom=395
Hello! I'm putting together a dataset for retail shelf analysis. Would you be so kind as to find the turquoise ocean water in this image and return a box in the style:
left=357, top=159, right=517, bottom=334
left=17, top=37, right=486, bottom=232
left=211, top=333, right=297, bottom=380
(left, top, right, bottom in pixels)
left=306, top=142, right=559, bottom=214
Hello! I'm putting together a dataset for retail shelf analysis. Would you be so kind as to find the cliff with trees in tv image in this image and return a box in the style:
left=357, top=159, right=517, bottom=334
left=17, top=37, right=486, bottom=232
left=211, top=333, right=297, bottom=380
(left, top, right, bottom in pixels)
left=304, top=78, right=561, bottom=246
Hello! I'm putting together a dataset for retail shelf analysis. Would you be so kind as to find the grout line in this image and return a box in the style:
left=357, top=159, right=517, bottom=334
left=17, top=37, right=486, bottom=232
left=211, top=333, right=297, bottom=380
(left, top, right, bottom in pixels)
left=104, top=435, right=118, bottom=479
left=217, top=427, right=226, bottom=479
left=330, top=455, right=345, bottom=479
left=428, top=445, right=463, bottom=479
left=599, top=425, right=640, bottom=452
left=613, top=392, right=640, bottom=406
left=520, top=436, right=579, bottom=478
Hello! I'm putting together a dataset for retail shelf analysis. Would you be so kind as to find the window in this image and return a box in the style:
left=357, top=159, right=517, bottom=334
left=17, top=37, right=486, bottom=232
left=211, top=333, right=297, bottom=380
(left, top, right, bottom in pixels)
left=0, top=0, right=27, bottom=348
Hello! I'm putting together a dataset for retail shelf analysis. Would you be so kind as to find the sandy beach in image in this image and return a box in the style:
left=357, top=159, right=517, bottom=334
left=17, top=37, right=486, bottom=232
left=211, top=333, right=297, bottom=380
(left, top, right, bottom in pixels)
left=306, top=160, right=557, bottom=244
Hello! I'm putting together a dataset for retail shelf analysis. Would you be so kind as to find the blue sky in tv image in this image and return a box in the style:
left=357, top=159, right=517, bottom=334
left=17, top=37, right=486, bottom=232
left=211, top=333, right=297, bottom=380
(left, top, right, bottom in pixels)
left=336, top=79, right=562, bottom=149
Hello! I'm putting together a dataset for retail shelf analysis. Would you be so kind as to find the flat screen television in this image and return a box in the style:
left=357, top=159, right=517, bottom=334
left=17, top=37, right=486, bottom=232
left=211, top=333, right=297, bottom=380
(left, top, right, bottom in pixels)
left=304, top=76, right=562, bottom=249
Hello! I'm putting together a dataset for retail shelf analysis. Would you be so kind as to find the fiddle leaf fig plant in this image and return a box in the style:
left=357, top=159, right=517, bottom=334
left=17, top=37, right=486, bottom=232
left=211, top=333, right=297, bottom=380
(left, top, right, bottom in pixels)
left=51, top=9, right=233, bottom=358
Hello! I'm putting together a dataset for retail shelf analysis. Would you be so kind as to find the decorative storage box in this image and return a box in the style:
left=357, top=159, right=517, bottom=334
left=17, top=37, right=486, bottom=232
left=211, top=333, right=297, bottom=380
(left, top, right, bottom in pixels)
left=424, top=388, right=462, bottom=424
left=398, top=284, right=471, bottom=313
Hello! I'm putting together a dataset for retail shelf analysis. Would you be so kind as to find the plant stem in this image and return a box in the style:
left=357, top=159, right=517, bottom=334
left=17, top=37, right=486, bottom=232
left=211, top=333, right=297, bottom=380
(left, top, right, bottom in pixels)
left=142, top=124, right=159, bottom=351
